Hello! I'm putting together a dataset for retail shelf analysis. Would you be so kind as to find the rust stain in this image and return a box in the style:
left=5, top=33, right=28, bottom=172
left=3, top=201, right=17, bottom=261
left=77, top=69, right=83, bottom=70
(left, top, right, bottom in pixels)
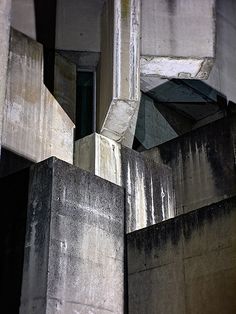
left=121, top=0, right=130, bottom=19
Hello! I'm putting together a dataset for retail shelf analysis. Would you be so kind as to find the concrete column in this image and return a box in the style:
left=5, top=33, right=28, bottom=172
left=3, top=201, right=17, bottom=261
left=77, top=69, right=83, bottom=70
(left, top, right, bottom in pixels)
left=98, top=0, right=140, bottom=147
left=0, top=0, right=12, bottom=155
left=20, top=157, right=124, bottom=313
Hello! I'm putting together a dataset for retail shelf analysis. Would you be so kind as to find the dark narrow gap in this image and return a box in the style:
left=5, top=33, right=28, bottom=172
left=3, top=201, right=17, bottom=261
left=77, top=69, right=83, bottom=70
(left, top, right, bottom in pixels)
left=75, top=71, right=94, bottom=140
left=34, top=0, right=57, bottom=93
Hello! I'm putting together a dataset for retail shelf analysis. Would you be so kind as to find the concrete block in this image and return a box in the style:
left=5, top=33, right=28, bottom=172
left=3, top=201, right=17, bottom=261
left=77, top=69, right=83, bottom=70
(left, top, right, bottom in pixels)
left=141, top=0, right=216, bottom=79
left=20, top=157, right=124, bottom=314
left=121, top=146, right=176, bottom=233
left=2, top=29, right=74, bottom=164
left=98, top=0, right=140, bottom=146
left=127, top=197, right=236, bottom=314
left=143, top=116, right=236, bottom=215
left=74, top=133, right=122, bottom=186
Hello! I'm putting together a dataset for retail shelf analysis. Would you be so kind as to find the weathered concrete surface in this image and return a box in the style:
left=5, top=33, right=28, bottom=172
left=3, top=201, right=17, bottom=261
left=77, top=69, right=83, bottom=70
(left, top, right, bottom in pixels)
left=98, top=0, right=140, bottom=147
left=11, top=0, right=36, bottom=39
left=143, top=116, right=236, bottom=215
left=74, top=133, right=122, bottom=186
left=20, top=157, right=124, bottom=314
left=0, top=0, right=11, bottom=155
left=2, top=29, right=74, bottom=164
left=128, top=196, right=236, bottom=314
left=122, top=147, right=176, bottom=233
left=141, top=0, right=215, bottom=79
left=54, top=53, right=76, bottom=123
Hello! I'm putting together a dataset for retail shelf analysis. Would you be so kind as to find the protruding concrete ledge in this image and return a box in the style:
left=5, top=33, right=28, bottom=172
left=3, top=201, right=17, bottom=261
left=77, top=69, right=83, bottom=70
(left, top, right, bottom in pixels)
left=20, top=157, right=124, bottom=314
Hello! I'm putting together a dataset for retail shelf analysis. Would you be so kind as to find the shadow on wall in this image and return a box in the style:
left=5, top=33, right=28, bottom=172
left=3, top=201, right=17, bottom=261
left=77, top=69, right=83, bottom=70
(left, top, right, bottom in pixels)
left=34, top=0, right=57, bottom=92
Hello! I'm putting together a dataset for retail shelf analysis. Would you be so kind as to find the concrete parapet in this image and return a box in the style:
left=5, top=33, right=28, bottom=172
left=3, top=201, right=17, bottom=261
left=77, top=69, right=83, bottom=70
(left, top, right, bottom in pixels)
left=127, top=196, right=236, bottom=314
left=20, top=157, right=124, bottom=314
left=1, top=29, right=74, bottom=164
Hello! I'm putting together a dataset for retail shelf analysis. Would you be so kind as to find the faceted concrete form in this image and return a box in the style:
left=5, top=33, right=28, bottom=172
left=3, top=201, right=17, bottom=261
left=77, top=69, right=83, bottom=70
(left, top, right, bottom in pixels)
left=143, top=115, right=236, bottom=216
left=128, top=196, right=236, bottom=314
left=122, top=147, right=176, bottom=233
left=74, top=133, right=122, bottom=186
left=0, top=0, right=12, bottom=154
left=98, top=0, right=140, bottom=147
left=20, top=157, right=124, bottom=314
left=2, top=29, right=74, bottom=164
left=54, top=53, right=76, bottom=123
left=141, top=0, right=216, bottom=79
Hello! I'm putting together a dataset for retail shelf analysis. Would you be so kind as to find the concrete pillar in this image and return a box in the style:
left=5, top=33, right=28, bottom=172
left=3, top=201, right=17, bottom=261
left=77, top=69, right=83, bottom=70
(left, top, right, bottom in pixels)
left=141, top=0, right=216, bottom=79
left=0, top=0, right=12, bottom=155
left=20, top=157, right=124, bottom=313
left=98, top=0, right=140, bottom=147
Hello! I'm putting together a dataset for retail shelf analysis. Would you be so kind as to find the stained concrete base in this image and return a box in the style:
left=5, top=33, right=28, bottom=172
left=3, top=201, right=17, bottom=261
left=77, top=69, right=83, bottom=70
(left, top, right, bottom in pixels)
left=20, top=157, right=124, bottom=314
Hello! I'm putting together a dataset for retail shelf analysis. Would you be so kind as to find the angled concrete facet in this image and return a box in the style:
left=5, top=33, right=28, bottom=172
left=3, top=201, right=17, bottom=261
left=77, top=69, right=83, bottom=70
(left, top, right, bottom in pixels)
left=141, top=0, right=216, bottom=79
left=99, top=0, right=140, bottom=147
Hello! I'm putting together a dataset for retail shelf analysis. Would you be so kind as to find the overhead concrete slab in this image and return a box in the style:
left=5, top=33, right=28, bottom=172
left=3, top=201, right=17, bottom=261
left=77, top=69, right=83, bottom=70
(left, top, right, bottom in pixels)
left=141, top=0, right=216, bottom=79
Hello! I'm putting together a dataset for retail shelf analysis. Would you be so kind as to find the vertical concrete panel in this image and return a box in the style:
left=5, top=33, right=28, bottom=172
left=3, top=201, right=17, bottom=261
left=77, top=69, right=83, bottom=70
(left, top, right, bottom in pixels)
left=0, top=0, right=11, bottom=155
left=54, top=53, right=76, bottom=123
left=20, top=157, right=125, bottom=314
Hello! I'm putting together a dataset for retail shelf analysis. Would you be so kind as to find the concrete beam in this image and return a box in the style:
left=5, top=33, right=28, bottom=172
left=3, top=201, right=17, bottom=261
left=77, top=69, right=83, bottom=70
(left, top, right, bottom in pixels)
left=141, top=0, right=216, bottom=79
left=0, top=0, right=12, bottom=156
left=98, top=0, right=140, bottom=147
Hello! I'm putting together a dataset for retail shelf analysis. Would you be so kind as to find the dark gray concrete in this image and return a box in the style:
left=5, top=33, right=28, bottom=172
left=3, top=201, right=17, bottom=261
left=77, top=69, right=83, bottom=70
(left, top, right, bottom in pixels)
left=121, top=147, right=176, bottom=233
left=143, top=115, right=236, bottom=215
left=128, top=196, right=236, bottom=314
left=20, top=157, right=125, bottom=314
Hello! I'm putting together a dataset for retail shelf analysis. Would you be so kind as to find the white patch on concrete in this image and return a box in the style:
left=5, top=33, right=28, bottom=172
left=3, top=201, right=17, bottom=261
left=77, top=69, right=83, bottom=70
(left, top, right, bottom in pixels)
left=161, top=185, right=166, bottom=220
left=134, top=162, right=147, bottom=230
left=150, top=176, right=155, bottom=224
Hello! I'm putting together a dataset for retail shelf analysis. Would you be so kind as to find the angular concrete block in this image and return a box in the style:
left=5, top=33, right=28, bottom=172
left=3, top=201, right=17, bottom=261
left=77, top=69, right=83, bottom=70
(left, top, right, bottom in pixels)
left=141, top=0, right=216, bottom=79
left=20, top=157, right=124, bottom=314
left=74, top=133, right=122, bottom=186
left=98, top=0, right=140, bottom=146
left=122, top=147, right=176, bottom=233
left=2, top=29, right=75, bottom=164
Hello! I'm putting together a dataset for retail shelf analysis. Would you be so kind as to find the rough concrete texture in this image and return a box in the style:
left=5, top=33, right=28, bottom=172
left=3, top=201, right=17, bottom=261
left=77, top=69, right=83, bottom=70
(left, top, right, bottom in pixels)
left=74, top=133, right=122, bottom=186
left=20, top=157, right=124, bottom=314
left=0, top=0, right=11, bottom=155
left=128, top=196, right=236, bottom=314
left=2, top=29, right=74, bottom=164
left=99, top=0, right=140, bottom=147
left=143, top=116, right=236, bottom=216
left=140, top=0, right=215, bottom=79
left=11, top=0, right=36, bottom=40
left=54, top=53, right=76, bottom=123
left=207, top=0, right=236, bottom=103
left=122, top=147, right=176, bottom=233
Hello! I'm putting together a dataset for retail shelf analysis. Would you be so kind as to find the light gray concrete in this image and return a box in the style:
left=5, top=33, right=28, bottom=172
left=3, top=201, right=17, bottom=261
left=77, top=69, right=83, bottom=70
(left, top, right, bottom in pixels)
left=140, top=0, right=216, bottom=79
left=98, top=0, right=140, bottom=147
left=54, top=53, right=76, bottom=123
left=2, top=29, right=74, bottom=164
left=56, top=0, right=104, bottom=52
left=74, top=133, right=122, bottom=186
left=11, top=0, right=36, bottom=39
left=0, top=0, right=12, bottom=155
left=20, top=157, right=124, bottom=314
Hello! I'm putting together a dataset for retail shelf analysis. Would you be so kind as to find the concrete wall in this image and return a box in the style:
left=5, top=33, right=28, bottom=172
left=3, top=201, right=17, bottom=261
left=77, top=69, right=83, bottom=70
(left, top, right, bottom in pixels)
left=56, top=0, right=104, bottom=52
left=128, top=196, right=236, bottom=314
left=54, top=53, right=76, bottom=123
left=11, top=0, right=36, bottom=40
left=143, top=116, right=236, bottom=215
left=20, top=157, right=124, bottom=313
left=122, top=147, right=176, bottom=233
left=2, top=29, right=74, bottom=164
left=0, top=0, right=11, bottom=155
